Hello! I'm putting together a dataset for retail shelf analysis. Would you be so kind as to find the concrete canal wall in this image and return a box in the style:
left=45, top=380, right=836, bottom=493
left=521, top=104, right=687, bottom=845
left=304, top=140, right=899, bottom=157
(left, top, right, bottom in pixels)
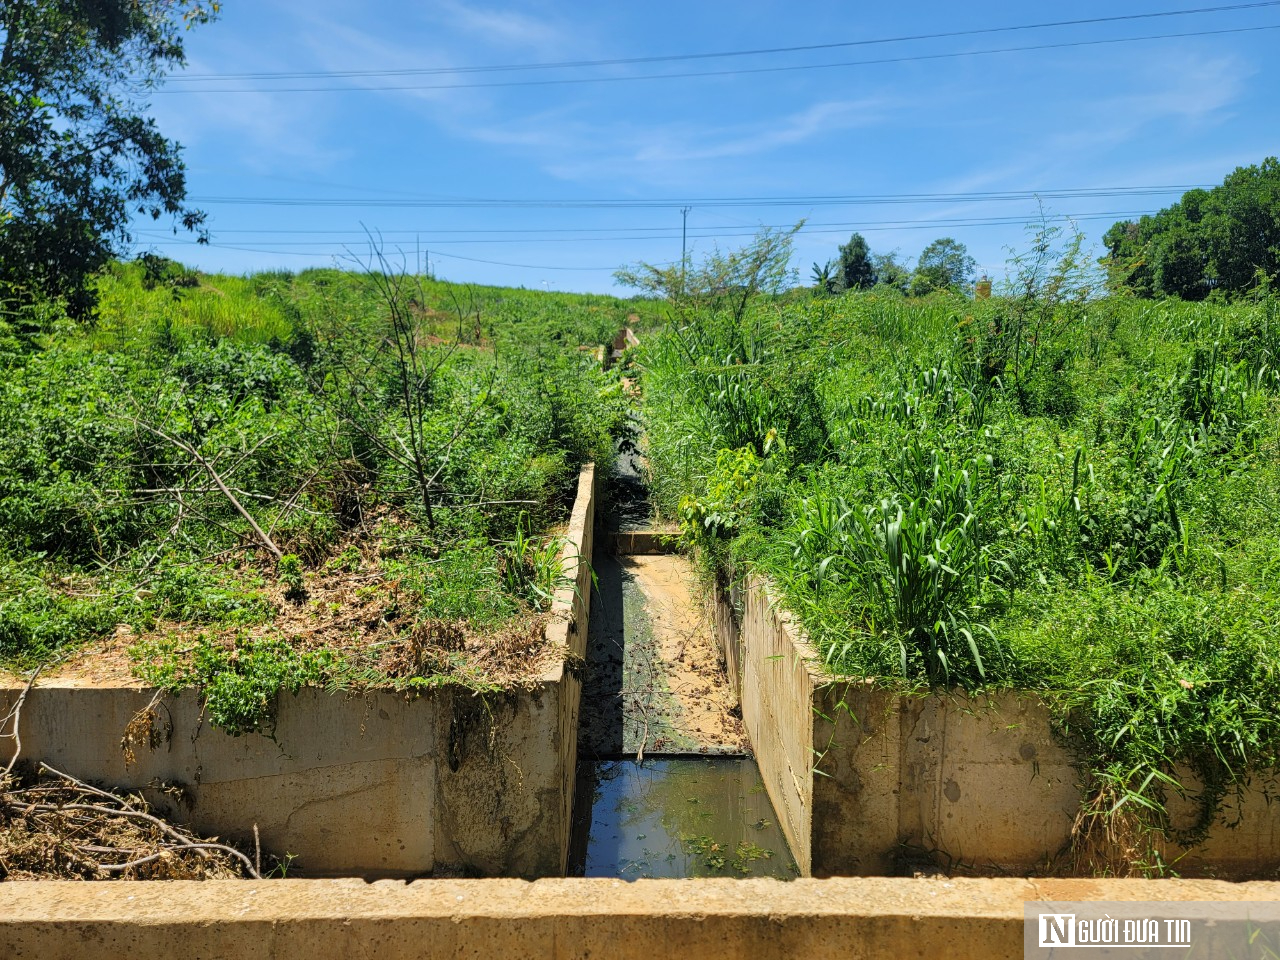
left=0, top=466, right=596, bottom=879
left=712, top=575, right=1280, bottom=879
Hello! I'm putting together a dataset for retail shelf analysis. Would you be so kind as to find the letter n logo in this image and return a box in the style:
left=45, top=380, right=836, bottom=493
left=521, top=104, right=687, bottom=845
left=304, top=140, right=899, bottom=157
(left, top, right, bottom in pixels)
left=1039, top=914, right=1075, bottom=946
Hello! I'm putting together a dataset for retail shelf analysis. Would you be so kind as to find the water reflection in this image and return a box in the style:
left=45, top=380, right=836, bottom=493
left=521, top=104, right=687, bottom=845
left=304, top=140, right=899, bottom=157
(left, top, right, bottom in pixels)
left=568, top=757, right=798, bottom=879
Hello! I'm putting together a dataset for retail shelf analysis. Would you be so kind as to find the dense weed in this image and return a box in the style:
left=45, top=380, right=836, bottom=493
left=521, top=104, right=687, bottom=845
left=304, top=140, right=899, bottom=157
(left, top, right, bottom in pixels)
left=641, top=270, right=1280, bottom=870
left=0, top=262, right=642, bottom=733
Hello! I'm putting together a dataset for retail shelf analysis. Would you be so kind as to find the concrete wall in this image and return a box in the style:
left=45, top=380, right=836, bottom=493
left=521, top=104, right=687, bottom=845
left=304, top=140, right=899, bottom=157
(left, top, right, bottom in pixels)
left=0, top=466, right=596, bottom=880
left=714, top=576, right=1280, bottom=879
left=709, top=578, right=742, bottom=699
left=3, top=876, right=1278, bottom=960
left=812, top=683, right=1280, bottom=879
left=548, top=465, right=596, bottom=874
left=735, top=575, right=819, bottom=877
left=811, top=686, right=1084, bottom=876
left=607, top=529, right=678, bottom=555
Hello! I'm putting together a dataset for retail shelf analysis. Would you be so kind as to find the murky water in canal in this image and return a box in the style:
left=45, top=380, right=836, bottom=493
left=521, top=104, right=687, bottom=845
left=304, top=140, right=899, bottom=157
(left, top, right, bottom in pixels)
left=567, top=757, right=797, bottom=879
left=574, top=445, right=792, bottom=879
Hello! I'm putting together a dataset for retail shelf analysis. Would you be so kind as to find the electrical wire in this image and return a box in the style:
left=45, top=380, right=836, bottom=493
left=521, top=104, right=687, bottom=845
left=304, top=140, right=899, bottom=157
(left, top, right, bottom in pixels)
left=146, top=210, right=1156, bottom=238
left=133, top=211, right=1157, bottom=247
left=163, top=2, right=1280, bottom=83
left=154, top=24, right=1280, bottom=94
left=185, top=184, right=1210, bottom=210
left=135, top=236, right=669, bottom=271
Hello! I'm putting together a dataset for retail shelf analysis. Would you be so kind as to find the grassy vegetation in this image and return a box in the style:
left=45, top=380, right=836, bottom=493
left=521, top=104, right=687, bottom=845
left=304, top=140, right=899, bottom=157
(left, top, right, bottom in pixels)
left=640, top=236, right=1280, bottom=872
left=0, top=258, right=647, bottom=734
left=91, top=260, right=664, bottom=352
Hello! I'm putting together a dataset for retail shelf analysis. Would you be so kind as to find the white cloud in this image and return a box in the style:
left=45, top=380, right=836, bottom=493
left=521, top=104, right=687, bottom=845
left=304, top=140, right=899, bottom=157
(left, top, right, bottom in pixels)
left=425, top=0, right=569, bottom=52
left=457, top=96, right=894, bottom=185
left=151, top=62, right=345, bottom=173
left=1118, top=53, right=1250, bottom=124
left=633, top=99, right=889, bottom=164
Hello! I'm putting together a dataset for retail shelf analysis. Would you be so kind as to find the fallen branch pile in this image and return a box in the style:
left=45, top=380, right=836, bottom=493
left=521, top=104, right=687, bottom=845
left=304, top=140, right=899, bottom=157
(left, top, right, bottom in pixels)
left=2, top=667, right=259, bottom=881
left=0, top=764, right=261, bottom=881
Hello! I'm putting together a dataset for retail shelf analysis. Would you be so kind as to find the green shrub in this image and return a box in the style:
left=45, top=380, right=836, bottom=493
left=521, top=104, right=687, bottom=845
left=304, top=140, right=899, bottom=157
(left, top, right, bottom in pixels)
left=133, top=633, right=335, bottom=737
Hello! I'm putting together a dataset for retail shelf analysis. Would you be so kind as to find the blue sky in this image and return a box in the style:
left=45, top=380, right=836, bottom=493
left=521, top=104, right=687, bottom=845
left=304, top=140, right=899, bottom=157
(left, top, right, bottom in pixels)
left=138, top=0, right=1280, bottom=293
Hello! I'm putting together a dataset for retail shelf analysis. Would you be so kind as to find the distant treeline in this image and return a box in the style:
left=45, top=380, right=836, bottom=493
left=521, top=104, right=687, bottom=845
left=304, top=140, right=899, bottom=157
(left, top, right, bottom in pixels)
left=1104, top=157, right=1280, bottom=301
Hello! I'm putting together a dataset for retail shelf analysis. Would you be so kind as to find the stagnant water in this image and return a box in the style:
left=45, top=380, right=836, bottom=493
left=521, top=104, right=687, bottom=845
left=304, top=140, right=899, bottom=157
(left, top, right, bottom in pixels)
left=567, top=757, right=797, bottom=879
left=574, top=444, right=795, bottom=879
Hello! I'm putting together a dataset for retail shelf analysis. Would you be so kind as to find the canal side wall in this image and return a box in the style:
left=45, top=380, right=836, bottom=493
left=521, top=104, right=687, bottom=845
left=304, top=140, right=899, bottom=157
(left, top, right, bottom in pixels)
left=713, top=575, right=1280, bottom=879
left=0, top=466, right=596, bottom=880
left=548, top=464, right=597, bottom=874
left=735, top=575, right=819, bottom=877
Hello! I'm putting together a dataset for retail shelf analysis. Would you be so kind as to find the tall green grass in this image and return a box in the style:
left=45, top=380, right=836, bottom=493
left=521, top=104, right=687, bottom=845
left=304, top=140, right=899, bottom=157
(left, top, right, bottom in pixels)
left=641, top=283, right=1280, bottom=870
left=89, top=260, right=666, bottom=354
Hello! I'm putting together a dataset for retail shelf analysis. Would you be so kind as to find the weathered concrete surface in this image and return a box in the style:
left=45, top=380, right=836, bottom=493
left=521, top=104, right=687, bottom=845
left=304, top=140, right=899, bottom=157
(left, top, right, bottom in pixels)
left=0, top=466, right=596, bottom=880
left=709, top=578, right=742, bottom=697
left=3, top=683, right=443, bottom=875
left=2, top=877, right=1277, bottom=960
left=546, top=465, right=596, bottom=874
left=736, top=575, right=819, bottom=878
left=715, top=577, right=1280, bottom=879
left=813, top=686, right=1280, bottom=879
left=605, top=326, right=641, bottom=369
left=812, top=686, right=1084, bottom=876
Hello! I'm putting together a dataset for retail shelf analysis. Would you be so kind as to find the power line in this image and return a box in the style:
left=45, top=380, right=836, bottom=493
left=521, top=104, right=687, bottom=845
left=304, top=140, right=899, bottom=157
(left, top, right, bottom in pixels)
left=163, top=2, right=1280, bottom=83
left=132, top=210, right=1158, bottom=275
left=134, top=211, right=1158, bottom=247
left=138, top=236, right=666, bottom=271
left=165, top=208, right=1169, bottom=237
left=186, top=185, right=1209, bottom=210
left=153, top=24, right=1280, bottom=94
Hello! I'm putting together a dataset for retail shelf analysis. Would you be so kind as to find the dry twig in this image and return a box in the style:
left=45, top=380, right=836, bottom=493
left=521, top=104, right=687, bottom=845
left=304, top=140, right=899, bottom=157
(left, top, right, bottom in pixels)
left=128, top=417, right=283, bottom=561
left=1, top=760, right=261, bottom=881
left=2, top=664, right=44, bottom=779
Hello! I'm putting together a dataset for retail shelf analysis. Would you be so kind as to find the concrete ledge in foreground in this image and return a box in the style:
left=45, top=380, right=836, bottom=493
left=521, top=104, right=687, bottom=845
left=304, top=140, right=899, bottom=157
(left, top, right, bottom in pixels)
left=2, top=877, right=1278, bottom=960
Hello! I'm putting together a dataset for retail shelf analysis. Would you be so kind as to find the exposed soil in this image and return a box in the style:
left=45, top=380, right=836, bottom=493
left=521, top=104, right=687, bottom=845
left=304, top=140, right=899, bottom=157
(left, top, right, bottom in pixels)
left=10, top=539, right=562, bottom=690
left=579, top=549, right=746, bottom=758
left=626, top=555, right=745, bottom=751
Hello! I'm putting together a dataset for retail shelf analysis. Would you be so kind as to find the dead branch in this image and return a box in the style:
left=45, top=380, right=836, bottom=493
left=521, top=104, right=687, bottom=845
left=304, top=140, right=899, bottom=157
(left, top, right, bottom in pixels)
left=264, top=465, right=327, bottom=540
left=2, top=663, right=44, bottom=779
left=7, top=763, right=263, bottom=880
left=127, top=418, right=283, bottom=561
left=4, top=717, right=263, bottom=882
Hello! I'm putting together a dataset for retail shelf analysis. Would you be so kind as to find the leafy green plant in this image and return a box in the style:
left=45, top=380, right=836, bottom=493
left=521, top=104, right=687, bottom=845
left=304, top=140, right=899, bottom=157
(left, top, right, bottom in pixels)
left=498, top=513, right=566, bottom=612
left=678, top=445, right=767, bottom=542
left=636, top=226, right=1280, bottom=869
left=133, top=633, right=335, bottom=737
left=277, top=554, right=306, bottom=602
left=785, top=443, right=1006, bottom=684
left=0, top=265, right=625, bottom=726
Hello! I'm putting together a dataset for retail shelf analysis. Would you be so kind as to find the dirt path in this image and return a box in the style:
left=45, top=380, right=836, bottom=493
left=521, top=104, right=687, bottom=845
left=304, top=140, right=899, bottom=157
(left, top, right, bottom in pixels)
left=579, top=550, right=745, bottom=759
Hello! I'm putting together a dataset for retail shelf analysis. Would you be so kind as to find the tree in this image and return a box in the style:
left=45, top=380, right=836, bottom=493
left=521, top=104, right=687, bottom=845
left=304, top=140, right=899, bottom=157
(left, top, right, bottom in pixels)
left=871, top=251, right=910, bottom=294
left=615, top=222, right=801, bottom=322
left=0, top=1, right=217, bottom=321
left=1103, top=159, right=1280, bottom=300
left=910, top=237, right=975, bottom=295
left=833, top=232, right=875, bottom=292
left=810, top=260, right=836, bottom=296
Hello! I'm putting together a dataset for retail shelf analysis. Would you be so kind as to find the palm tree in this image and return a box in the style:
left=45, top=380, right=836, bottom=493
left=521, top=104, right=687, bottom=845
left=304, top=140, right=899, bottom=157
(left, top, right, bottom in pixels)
left=811, top=260, right=836, bottom=296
